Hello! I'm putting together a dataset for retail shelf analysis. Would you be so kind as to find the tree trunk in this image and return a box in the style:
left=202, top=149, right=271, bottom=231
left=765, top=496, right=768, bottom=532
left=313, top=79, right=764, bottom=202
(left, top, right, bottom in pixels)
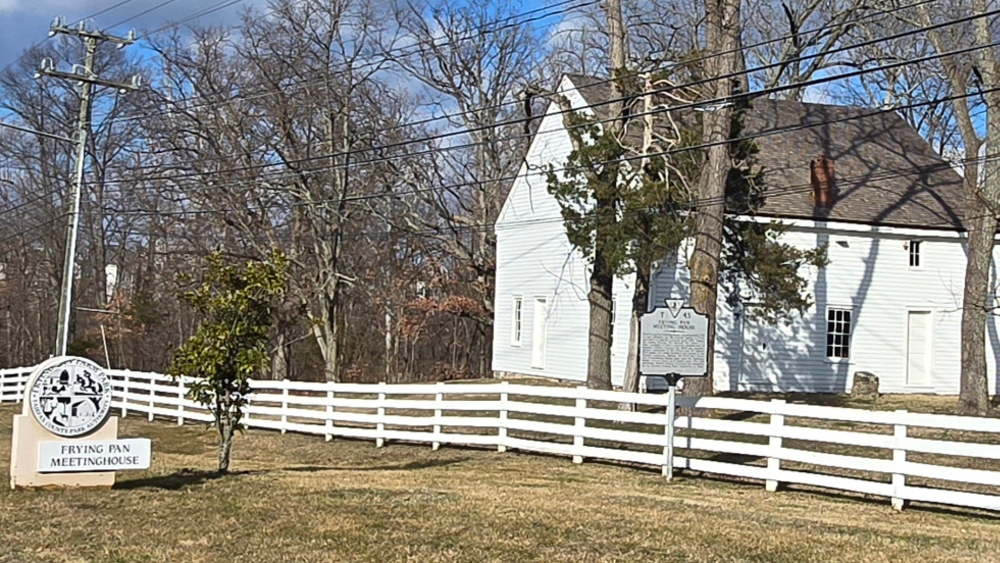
left=217, top=414, right=235, bottom=474
left=385, top=300, right=393, bottom=380
left=960, top=0, right=1000, bottom=414
left=580, top=0, right=628, bottom=391
left=271, top=332, right=288, bottom=381
left=960, top=211, right=995, bottom=414
left=587, top=233, right=615, bottom=389
left=686, top=0, right=742, bottom=398
left=619, top=270, right=650, bottom=410
left=315, top=288, right=341, bottom=382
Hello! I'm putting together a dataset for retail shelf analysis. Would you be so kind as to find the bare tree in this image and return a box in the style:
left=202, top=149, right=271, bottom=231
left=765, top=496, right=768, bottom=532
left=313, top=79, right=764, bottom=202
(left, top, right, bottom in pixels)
left=745, top=0, right=871, bottom=98
left=147, top=0, right=408, bottom=382
left=386, top=0, right=544, bottom=376
left=916, top=0, right=1000, bottom=414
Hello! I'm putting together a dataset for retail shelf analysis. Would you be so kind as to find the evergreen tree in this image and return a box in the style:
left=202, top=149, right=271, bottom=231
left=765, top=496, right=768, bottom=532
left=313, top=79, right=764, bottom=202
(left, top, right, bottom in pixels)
left=168, top=250, right=288, bottom=474
left=547, top=89, right=827, bottom=395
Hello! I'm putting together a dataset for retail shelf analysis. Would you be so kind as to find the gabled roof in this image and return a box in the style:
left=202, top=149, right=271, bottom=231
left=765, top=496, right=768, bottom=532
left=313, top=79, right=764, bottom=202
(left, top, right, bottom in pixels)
left=565, top=74, right=967, bottom=231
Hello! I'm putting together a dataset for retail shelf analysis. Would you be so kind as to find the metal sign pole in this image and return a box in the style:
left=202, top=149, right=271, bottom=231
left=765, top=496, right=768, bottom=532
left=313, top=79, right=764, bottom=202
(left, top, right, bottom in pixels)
left=640, top=301, right=709, bottom=483
left=665, top=373, right=678, bottom=482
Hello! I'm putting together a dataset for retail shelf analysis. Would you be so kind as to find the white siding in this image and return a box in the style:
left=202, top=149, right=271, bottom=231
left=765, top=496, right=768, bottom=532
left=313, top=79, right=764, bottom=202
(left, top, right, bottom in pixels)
left=492, top=77, right=635, bottom=386
left=650, top=225, right=1000, bottom=395
left=493, top=75, right=1000, bottom=396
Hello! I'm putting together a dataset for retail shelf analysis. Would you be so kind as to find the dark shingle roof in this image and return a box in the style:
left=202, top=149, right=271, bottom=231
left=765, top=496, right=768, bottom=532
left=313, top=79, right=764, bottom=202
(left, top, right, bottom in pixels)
left=565, top=74, right=967, bottom=231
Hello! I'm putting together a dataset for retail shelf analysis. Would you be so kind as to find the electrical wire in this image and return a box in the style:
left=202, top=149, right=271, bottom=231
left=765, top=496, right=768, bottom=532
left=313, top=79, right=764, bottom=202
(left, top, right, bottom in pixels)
left=99, top=142, right=982, bottom=227
left=103, top=5, right=994, bottom=184
left=0, top=186, right=67, bottom=218
left=0, top=0, right=144, bottom=77
left=95, top=0, right=940, bottom=131
left=83, top=0, right=144, bottom=23
left=0, top=214, right=70, bottom=246
left=108, top=0, right=186, bottom=30
left=33, top=77, right=994, bottom=218
left=82, top=35, right=1000, bottom=197
left=87, top=0, right=600, bottom=126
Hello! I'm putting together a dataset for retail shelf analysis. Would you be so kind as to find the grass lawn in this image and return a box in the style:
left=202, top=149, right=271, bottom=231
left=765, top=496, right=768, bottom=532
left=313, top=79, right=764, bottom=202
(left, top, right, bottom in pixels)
left=2, top=402, right=1000, bottom=563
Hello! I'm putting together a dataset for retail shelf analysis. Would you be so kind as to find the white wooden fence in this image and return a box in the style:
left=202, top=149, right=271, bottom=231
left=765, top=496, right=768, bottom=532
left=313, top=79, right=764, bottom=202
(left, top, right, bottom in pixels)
left=2, top=366, right=1000, bottom=513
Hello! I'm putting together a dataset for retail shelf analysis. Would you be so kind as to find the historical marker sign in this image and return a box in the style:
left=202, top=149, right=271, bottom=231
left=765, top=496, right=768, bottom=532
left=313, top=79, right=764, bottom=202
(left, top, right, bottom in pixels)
left=640, top=303, right=709, bottom=377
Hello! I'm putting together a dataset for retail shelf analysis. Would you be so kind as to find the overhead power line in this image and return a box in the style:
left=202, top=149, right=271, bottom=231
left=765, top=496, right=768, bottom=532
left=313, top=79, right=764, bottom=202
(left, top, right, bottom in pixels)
left=95, top=0, right=939, bottom=129
left=106, top=2, right=985, bottom=182
left=82, top=25, right=1000, bottom=192
left=0, top=186, right=68, bottom=218
left=27, top=73, right=990, bottom=218
left=0, top=214, right=70, bottom=246
left=108, top=0, right=185, bottom=30
left=6, top=55, right=986, bottom=225
left=0, top=121, right=74, bottom=142
left=0, top=0, right=143, bottom=77
left=97, top=84, right=998, bottom=225
left=91, top=0, right=601, bottom=125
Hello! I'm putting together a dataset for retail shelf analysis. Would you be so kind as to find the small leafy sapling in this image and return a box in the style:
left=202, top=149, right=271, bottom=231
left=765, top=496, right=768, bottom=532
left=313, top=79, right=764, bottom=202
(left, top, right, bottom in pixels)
left=168, top=250, right=288, bottom=474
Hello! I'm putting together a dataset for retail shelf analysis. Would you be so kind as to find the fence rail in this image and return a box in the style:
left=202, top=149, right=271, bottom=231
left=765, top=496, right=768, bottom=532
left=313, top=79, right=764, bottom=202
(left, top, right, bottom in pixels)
left=2, top=366, right=1000, bottom=513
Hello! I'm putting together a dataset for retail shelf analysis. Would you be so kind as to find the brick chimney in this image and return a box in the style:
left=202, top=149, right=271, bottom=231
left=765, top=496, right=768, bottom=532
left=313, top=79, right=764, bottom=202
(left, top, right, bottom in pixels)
left=811, top=155, right=834, bottom=209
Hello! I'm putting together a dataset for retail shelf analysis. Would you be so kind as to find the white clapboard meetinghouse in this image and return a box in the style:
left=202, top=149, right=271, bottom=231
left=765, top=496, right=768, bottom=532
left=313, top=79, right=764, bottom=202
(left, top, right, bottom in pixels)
left=492, top=74, right=1000, bottom=395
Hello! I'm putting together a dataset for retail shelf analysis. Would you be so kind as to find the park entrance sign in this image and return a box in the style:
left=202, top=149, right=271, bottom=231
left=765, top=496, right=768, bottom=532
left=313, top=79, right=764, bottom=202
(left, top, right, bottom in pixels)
left=9, top=356, right=151, bottom=489
left=639, top=300, right=709, bottom=481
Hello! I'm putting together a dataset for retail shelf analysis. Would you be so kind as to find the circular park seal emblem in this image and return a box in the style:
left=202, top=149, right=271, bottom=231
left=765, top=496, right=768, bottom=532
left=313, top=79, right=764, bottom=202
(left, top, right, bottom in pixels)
left=28, top=356, right=112, bottom=437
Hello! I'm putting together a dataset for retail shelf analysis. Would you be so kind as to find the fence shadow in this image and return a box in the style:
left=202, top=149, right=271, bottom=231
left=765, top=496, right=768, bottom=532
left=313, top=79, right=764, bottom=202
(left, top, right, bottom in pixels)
left=280, top=457, right=471, bottom=473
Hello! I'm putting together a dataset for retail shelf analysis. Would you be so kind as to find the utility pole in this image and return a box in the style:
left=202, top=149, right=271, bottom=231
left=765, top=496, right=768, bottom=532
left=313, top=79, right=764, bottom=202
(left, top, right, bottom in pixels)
left=37, top=18, right=140, bottom=357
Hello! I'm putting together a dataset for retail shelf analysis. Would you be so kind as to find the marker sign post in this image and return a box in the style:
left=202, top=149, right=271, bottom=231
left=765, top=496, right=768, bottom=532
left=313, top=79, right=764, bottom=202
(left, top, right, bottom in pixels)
left=640, top=300, right=709, bottom=481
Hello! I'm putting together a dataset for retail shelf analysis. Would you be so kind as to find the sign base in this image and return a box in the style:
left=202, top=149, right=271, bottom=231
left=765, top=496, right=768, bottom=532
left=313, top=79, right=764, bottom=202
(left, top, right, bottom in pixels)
left=9, top=414, right=119, bottom=489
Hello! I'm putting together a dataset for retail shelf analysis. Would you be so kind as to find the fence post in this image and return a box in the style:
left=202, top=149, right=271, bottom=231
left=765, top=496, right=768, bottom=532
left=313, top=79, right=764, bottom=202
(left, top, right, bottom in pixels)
left=376, top=381, right=387, bottom=448
left=244, top=390, right=252, bottom=427
left=573, top=386, right=587, bottom=464
left=432, top=382, right=444, bottom=451
left=177, top=378, right=185, bottom=426
left=280, top=379, right=290, bottom=434
left=498, top=381, right=509, bottom=453
left=766, top=399, right=786, bottom=492
left=121, top=372, right=129, bottom=417
left=148, top=376, right=155, bottom=422
left=892, top=410, right=908, bottom=511
left=325, top=389, right=335, bottom=442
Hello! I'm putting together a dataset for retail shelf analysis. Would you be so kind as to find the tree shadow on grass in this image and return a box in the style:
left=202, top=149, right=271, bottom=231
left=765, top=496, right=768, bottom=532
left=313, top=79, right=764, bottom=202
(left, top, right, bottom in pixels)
left=114, top=457, right=472, bottom=491
left=114, top=468, right=243, bottom=491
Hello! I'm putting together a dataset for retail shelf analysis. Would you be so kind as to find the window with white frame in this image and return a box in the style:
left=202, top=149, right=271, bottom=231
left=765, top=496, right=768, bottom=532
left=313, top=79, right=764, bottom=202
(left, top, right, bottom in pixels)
left=511, top=297, right=523, bottom=346
left=826, top=308, right=852, bottom=359
left=909, top=240, right=922, bottom=268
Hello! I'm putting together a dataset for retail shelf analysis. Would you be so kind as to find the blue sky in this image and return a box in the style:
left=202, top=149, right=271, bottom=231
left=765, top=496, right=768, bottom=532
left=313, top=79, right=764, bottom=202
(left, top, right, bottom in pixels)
left=0, top=0, right=558, bottom=74
left=0, top=0, right=272, bottom=73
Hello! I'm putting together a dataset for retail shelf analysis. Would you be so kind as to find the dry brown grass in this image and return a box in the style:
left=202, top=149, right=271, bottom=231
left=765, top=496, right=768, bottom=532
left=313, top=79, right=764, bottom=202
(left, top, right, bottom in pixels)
left=2, top=401, right=1000, bottom=563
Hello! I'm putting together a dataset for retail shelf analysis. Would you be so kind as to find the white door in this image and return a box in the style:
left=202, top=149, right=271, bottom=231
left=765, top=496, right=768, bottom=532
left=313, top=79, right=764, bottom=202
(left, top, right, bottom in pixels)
left=740, top=308, right=773, bottom=389
left=906, top=311, right=931, bottom=386
left=531, top=298, right=547, bottom=369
